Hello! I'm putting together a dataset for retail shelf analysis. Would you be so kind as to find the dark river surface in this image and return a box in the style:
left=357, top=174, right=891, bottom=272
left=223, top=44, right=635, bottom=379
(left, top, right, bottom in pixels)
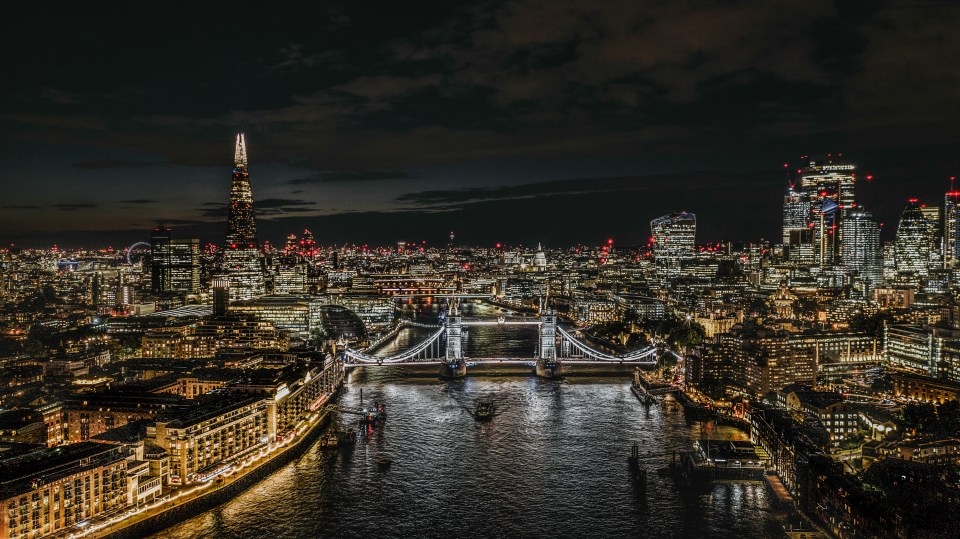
left=151, top=303, right=786, bottom=538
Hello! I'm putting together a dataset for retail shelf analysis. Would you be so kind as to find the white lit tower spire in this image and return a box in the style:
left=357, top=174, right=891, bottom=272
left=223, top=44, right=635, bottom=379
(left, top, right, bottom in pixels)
left=226, top=133, right=257, bottom=248
left=222, top=133, right=265, bottom=300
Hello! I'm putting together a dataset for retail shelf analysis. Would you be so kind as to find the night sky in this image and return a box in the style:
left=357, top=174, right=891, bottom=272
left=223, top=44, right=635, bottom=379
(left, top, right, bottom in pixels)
left=1, top=1, right=958, bottom=249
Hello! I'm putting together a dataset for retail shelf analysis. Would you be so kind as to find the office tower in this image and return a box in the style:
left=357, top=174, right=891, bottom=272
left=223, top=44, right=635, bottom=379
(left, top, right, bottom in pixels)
left=920, top=205, right=942, bottom=271
left=945, top=189, right=960, bottom=268
left=222, top=133, right=265, bottom=300
left=783, top=182, right=815, bottom=264
left=796, top=158, right=856, bottom=266
left=211, top=278, right=230, bottom=316
left=895, top=199, right=932, bottom=279
left=150, top=225, right=171, bottom=292
left=301, top=229, right=317, bottom=257
left=650, top=212, right=696, bottom=282
left=841, top=210, right=883, bottom=295
left=150, top=224, right=200, bottom=294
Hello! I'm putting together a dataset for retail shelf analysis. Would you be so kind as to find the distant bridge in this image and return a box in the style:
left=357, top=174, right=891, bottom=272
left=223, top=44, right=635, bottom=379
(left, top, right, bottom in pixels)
left=342, top=309, right=658, bottom=378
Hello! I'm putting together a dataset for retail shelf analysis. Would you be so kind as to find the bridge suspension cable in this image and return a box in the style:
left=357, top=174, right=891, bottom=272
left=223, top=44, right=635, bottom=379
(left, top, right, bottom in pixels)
left=556, top=327, right=657, bottom=363
left=344, top=327, right=446, bottom=364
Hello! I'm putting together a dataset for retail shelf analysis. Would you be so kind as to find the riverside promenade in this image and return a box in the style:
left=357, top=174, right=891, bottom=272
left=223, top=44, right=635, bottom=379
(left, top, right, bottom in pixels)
left=54, top=388, right=341, bottom=539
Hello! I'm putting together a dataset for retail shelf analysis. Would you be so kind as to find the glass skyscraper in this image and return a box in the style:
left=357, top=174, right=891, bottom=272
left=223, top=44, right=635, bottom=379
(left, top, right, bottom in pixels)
left=782, top=184, right=813, bottom=263
left=223, top=133, right=265, bottom=300
left=945, top=189, right=960, bottom=268
left=841, top=210, right=883, bottom=296
left=650, top=211, right=696, bottom=283
left=895, top=199, right=933, bottom=279
left=150, top=224, right=200, bottom=294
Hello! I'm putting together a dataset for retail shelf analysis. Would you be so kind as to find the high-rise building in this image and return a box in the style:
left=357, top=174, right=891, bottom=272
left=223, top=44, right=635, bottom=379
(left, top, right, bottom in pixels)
left=945, top=189, right=960, bottom=268
left=895, top=199, right=932, bottom=279
left=920, top=205, right=942, bottom=271
left=222, top=134, right=265, bottom=300
left=782, top=183, right=814, bottom=263
left=796, top=158, right=856, bottom=266
left=841, top=210, right=883, bottom=296
left=150, top=224, right=200, bottom=294
left=650, top=212, right=696, bottom=282
left=782, top=184, right=810, bottom=243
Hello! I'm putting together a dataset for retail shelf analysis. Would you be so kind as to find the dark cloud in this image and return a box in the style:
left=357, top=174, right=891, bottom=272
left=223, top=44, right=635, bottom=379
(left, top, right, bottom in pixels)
left=290, top=170, right=415, bottom=184
left=0, top=1, right=958, bottom=245
left=75, top=159, right=154, bottom=169
left=197, top=198, right=316, bottom=218
left=120, top=199, right=158, bottom=204
left=396, top=173, right=717, bottom=206
left=39, top=87, right=79, bottom=105
left=155, top=218, right=214, bottom=226
left=53, top=203, right=97, bottom=211
left=2, top=205, right=42, bottom=210
left=256, top=198, right=317, bottom=209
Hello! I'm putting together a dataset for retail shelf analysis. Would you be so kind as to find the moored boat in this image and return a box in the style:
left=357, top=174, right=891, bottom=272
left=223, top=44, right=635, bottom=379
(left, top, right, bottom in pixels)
left=474, top=401, right=495, bottom=420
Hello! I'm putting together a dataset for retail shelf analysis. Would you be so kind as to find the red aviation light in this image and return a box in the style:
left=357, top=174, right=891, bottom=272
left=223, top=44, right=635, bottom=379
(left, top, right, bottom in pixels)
left=231, top=243, right=237, bottom=249
left=783, top=163, right=789, bottom=168
left=909, top=198, right=919, bottom=203
left=495, top=243, right=502, bottom=249
left=607, top=238, right=614, bottom=245
left=866, top=175, right=874, bottom=181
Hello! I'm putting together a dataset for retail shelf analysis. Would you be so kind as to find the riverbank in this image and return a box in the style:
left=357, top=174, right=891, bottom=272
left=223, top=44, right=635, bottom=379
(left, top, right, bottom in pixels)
left=146, top=373, right=787, bottom=538
left=83, top=391, right=340, bottom=539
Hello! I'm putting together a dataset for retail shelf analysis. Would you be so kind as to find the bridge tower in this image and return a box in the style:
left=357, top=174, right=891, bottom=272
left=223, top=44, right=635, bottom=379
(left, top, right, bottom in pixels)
left=440, top=302, right=467, bottom=379
left=537, top=310, right=561, bottom=378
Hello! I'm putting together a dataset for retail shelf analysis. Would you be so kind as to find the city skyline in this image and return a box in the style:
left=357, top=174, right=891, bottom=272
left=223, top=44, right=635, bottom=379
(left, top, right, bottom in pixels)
left=3, top=3, right=960, bottom=537
left=1, top=133, right=954, bottom=250
left=2, top=2, right=959, bottom=247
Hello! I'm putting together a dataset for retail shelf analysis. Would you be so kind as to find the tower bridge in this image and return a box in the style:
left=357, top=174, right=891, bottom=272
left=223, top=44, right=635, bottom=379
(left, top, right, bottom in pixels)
left=342, top=309, right=658, bottom=378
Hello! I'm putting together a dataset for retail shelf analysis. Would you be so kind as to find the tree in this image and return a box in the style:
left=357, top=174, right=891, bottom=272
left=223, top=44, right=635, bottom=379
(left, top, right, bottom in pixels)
left=747, top=297, right=771, bottom=317
left=656, top=316, right=706, bottom=353
left=793, top=297, right=818, bottom=321
left=901, top=402, right=938, bottom=434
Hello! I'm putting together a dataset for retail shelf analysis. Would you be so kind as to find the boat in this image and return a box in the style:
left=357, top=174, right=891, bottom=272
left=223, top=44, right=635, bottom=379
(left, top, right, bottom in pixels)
left=319, top=432, right=340, bottom=450
left=473, top=401, right=495, bottom=421
left=320, top=428, right=356, bottom=450
left=360, top=402, right=387, bottom=426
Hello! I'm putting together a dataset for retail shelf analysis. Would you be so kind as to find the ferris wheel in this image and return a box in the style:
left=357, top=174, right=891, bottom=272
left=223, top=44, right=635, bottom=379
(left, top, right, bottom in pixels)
left=126, top=242, right=151, bottom=265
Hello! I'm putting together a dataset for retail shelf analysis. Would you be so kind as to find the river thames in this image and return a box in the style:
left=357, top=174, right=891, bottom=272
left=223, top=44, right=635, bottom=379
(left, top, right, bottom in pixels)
left=150, top=306, right=787, bottom=538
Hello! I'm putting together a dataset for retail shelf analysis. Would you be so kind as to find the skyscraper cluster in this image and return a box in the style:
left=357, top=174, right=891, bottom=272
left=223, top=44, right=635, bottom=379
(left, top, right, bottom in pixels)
left=778, top=157, right=957, bottom=296
left=781, top=157, right=859, bottom=267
